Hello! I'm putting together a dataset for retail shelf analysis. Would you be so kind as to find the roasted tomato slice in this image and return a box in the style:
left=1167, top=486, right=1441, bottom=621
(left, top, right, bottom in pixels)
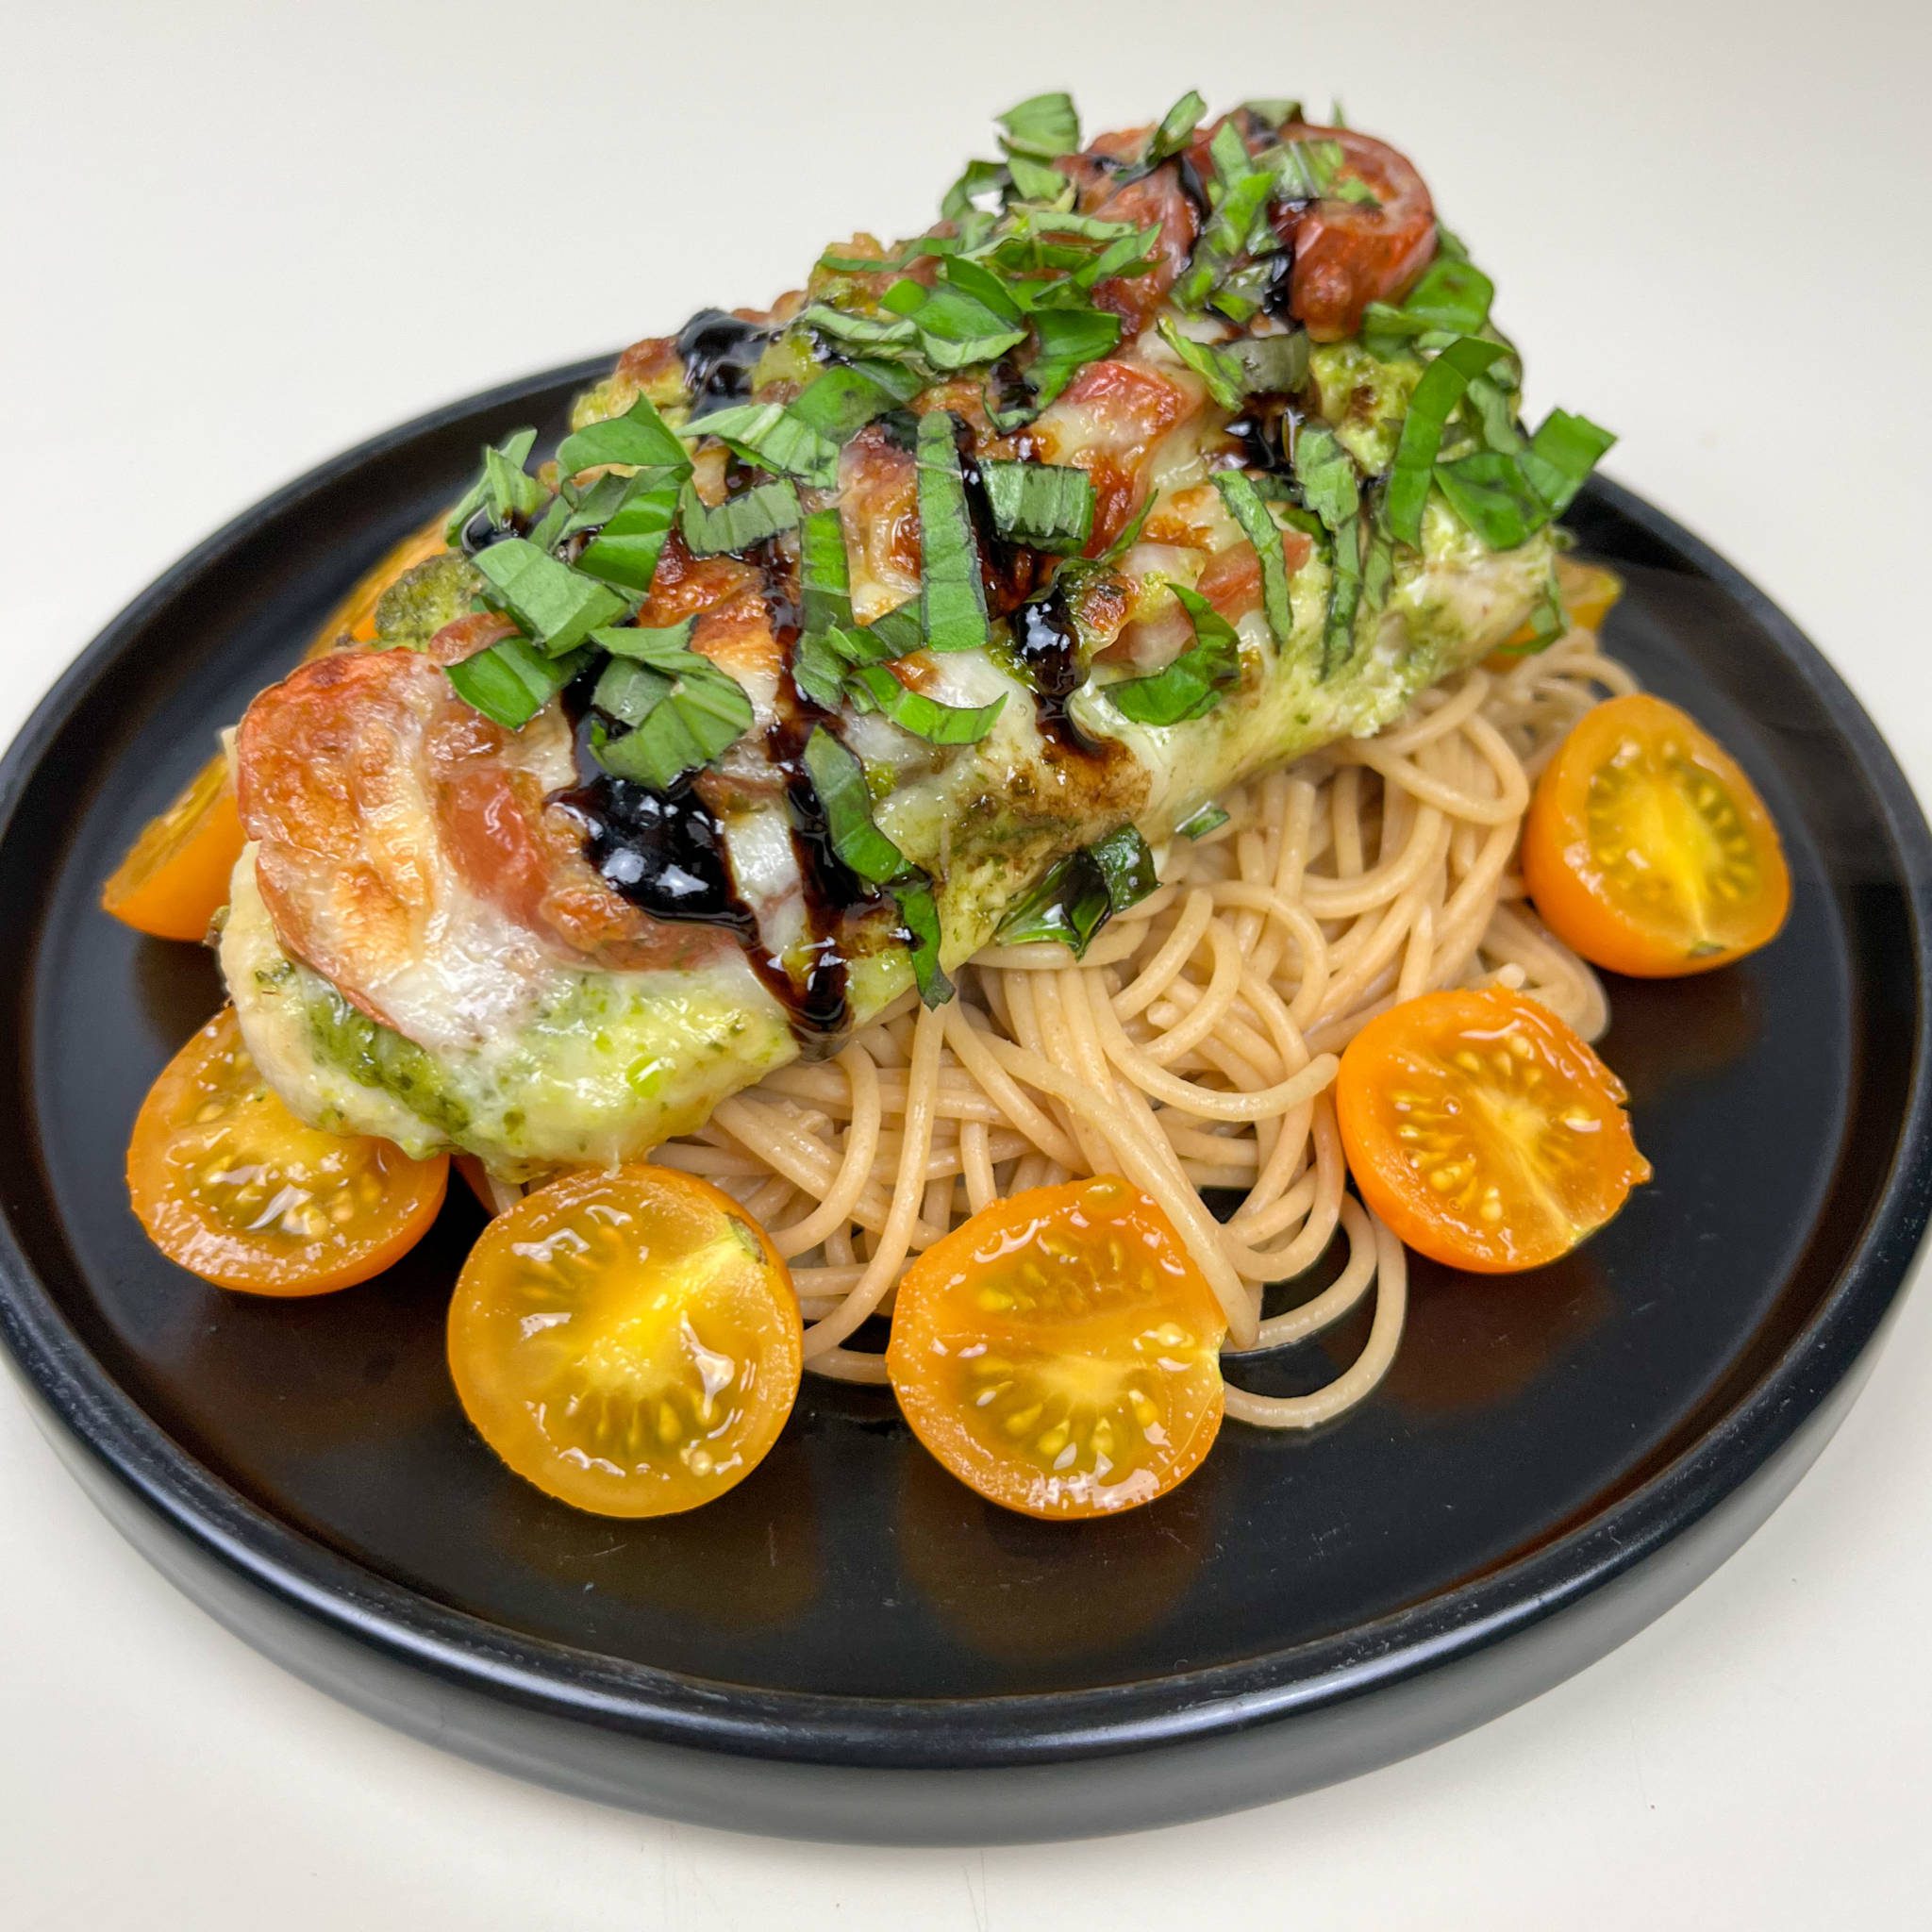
left=101, top=518, right=450, bottom=945
left=1523, top=694, right=1790, bottom=976
left=886, top=1176, right=1227, bottom=1521
left=101, top=752, right=246, bottom=942
left=1274, top=125, right=1437, bottom=340
left=1337, top=988, right=1649, bottom=1274
left=127, top=1007, right=447, bottom=1293
left=447, top=1167, right=802, bottom=1518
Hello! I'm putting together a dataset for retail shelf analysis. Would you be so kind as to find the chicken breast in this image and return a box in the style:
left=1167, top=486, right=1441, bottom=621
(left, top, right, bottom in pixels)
left=221, top=98, right=1600, bottom=1176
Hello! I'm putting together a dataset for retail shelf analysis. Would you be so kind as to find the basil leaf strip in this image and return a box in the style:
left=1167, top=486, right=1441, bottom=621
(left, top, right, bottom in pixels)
left=1156, top=318, right=1243, bottom=408
left=556, top=396, right=690, bottom=479
left=444, top=427, right=538, bottom=543
left=985, top=303, right=1121, bottom=430
left=587, top=625, right=753, bottom=791
left=892, top=880, right=955, bottom=1008
left=941, top=157, right=1008, bottom=223
left=1105, top=581, right=1241, bottom=724
left=996, top=92, right=1080, bottom=159
left=1520, top=408, right=1616, bottom=518
left=1384, top=336, right=1510, bottom=546
left=444, top=637, right=588, bottom=730
left=1176, top=803, right=1230, bottom=840
left=470, top=539, right=629, bottom=657
left=1432, top=451, right=1546, bottom=550
left=677, top=477, right=801, bottom=557
left=881, top=268, right=1028, bottom=372
left=915, top=412, right=990, bottom=653
left=572, top=470, right=682, bottom=592
left=695, top=400, right=841, bottom=487
left=1213, top=470, right=1295, bottom=648
left=801, top=725, right=912, bottom=886
left=979, top=459, right=1096, bottom=552
left=1363, top=255, right=1495, bottom=339
left=1226, top=331, right=1309, bottom=394
left=994, top=824, right=1158, bottom=956
left=846, top=663, right=1008, bottom=744
left=1292, top=425, right=1361, bottom=534
left=1140, top=91, right=1207, bottom=172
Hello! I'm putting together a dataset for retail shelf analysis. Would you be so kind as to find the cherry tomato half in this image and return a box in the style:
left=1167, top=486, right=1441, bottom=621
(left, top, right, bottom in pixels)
left=1523, top=693, right=1790, bottom=976
left=101, top=752, right=246, bottom=943
left=886, top=1176, right=1227, bottom=1521
left=127, top=1007, right=448, bottom=1293
left=447, top=1167, right=802, bottom=1518
left=1336, top=986, right=1650, bottom=1274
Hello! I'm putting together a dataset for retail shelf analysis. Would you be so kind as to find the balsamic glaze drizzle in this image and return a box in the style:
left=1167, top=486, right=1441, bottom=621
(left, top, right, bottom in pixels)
left=674, top=308, right=772, bottom=421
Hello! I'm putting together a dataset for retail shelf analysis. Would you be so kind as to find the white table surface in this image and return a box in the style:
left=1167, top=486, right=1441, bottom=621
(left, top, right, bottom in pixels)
left=6, top=1, right=1931, bottom=1922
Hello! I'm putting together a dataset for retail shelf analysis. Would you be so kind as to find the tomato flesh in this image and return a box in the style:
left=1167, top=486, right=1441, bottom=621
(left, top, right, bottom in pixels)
left=101, top=752, right=246, bottom=943
left=127, top=1007, right=447, bottom=1293
left=886, top=1177, right=1226, bottom=1521
left=1337, top=987, right=1650, bottom=1274
left=1524, top=693, right=1790, bottom=976
left=447, top=1167, right=802, bottom=1518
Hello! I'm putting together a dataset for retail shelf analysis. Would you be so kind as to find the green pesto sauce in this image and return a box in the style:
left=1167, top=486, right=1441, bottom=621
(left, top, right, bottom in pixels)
left=373, top=553, right=482, bottom=650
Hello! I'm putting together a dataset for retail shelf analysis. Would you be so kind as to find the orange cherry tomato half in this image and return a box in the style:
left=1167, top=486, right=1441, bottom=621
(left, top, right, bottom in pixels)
left=447, top=1167, right=802, bottom=1518
left=127, top=1006, right=448, bottom=1294
left=886, top=1176, right=1227, bottom=1521
left=101, top=751, right=246, bottom=942
left=1523, top=693, right=1790, bottom=977
left=1337, top=987, right=1650, bottom=1274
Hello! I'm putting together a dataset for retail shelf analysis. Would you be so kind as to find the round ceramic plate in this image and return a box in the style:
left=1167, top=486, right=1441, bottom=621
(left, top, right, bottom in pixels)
left=2, top=360, right=1927, bottom=1845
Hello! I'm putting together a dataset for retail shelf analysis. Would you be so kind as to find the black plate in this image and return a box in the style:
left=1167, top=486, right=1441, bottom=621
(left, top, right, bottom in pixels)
left=2, top=360, right=1928, bottom=1845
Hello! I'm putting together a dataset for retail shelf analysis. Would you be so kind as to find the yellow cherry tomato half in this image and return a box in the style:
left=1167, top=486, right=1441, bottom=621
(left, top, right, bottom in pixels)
left=127, top=1006, right=448, bottom=1293
left=447, top=1167, right=803, bottom=1518
left=1337, top=986, right=1650, bottom=1274
left=1523, top=692, right=1790, bottom=976
left=886, top=1176, right=1227, bottom=1522
left=101, top=751, right=246, bottom=942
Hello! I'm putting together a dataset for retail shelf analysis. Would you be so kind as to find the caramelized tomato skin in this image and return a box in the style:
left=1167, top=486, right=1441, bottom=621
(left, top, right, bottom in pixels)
left=1523, top=694, right=1790, bottom=977
left=1337, top=988, right=1649, bottom=1274
left=1271, top=125, right=1436, bottom=341
left=127, top=1006, right=447, bottom=1294
left=886, top=1176, right=1226, bottom=1521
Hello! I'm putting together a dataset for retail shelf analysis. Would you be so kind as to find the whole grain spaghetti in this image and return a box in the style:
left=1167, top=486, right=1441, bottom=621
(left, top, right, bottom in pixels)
left=652, top=621, right=1638, bottom=1426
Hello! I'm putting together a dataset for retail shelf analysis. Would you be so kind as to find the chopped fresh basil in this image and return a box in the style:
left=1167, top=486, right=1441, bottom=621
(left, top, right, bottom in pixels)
left=1176, top=803, right=1230, bottom=840
left=1141, top=90, right=1207, bottom=171
left=1156, top=318, right=1243, bottom=408
left=985, top=303, right=1121, bottom=429
left=1432, top=450, right=1547, bottom=549
left=470, top=539, right=629, bottom=656
left=1226, top=331, right=1309, bottom=395
left=792, top=619, right=909, bottom=710
left=915, top=412, right=990, bottom=654
left=1496, top=573, right=1569, bottom=656
left=555, top=396, right=690, bottom=479
left=845, top=662, right=1008, bottom=743
left=444, top=427, right=538, bottom=544
left=677, top=477, right=801, bottom=557
left=1213, top=470, right=1295, bottom=648
left=881, top=265, right=1028, bottom=372
left=1292, top=425, right=1361, bottom=534
left=444, top=636, right=588, bottom=730
left=995, top=824, right=1157, bottom=956
left=695, top=400, right=840, bottom=487
left=1520, top=408, right=1616, bottom=517
left=1384, top=336, right=1511, bottom=546
left=1323, top=515, right=1366, bottom=676
left=798, top=304, right=922, bottom=353
left=891, top=879, right=954, bottom=1008
left=1105, top=580, right=1241, bottom=725
left=587, top=624, right=753, bottom=790
left=572, top=470, right=682, bottom=592
left=1174, top=128, right=1275, bottom=311
left=1006, top=152, right=1073, bottom=203
left=941, top=156, right=1009, bottom=223
left=801, top=725, right=911, bottom=886
left=996, top=92, right=1080, bottom=159
left=979, top=459, right=1095, bottom=552
left=1261, top=138, right=1376, bottom=206
left=799, top=508, right=853, bottom=635
left=1363, top=255, right=1495, bottom=340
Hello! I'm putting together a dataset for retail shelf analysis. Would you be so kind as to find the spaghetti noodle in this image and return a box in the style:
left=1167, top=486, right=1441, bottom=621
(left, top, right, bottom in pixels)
left=651, top=620, right=1636, bottom=1425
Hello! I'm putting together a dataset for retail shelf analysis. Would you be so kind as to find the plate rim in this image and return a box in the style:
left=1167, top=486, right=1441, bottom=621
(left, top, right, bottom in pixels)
left=2, top=358, right=1929, bottom=1774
